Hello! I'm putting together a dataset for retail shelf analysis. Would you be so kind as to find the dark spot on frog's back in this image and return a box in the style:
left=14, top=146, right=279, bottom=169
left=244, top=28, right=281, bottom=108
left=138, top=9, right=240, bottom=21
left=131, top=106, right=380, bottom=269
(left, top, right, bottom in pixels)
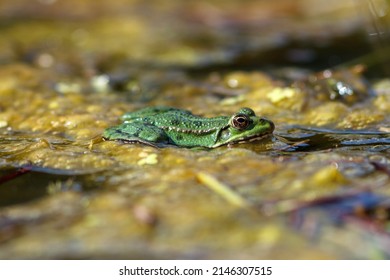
left=194, top=121, right=202, bottom=128
left=170, top=117, right=180, bottom=126
left=128, top=127, right=142, bottom=137
left=115, top=128, right=134, bottom=137
left=176, top=134, right=183, bottom=141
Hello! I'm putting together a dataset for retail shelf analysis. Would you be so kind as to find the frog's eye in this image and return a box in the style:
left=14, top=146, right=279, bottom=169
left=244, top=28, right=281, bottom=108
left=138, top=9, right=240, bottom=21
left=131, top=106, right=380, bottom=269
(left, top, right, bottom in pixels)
left=231, top=114, right=250, bottom=130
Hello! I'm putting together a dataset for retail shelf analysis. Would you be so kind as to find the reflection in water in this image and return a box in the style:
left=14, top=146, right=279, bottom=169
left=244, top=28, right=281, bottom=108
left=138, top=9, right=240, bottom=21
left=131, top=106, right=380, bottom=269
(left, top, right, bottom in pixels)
left=275, top=126, right=390, bottom=152
left=0, top=166, right=103, bottom=207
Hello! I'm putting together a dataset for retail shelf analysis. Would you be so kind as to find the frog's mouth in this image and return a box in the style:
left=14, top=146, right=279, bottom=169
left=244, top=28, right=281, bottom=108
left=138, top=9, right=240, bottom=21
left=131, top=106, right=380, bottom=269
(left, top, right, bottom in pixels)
left=232, top=131, right=273, bottom=145
left=214, top=131, right=273, bottom=148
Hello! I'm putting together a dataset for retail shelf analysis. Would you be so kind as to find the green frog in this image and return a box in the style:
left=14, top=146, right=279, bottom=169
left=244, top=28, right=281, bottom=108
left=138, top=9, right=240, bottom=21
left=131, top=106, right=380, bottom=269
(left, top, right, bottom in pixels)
left=102, top=106, right=274, bottom=148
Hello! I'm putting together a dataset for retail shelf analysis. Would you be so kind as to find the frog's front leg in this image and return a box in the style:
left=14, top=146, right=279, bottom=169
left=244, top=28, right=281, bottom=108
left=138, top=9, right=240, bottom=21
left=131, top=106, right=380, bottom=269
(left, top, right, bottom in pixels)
left=102, top=122, right=169, bottom=147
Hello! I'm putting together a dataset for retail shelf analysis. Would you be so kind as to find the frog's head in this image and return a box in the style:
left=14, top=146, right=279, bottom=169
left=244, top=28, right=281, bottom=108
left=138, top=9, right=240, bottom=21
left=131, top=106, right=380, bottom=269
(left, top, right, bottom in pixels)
left=214, top=107, right=274, bottom=147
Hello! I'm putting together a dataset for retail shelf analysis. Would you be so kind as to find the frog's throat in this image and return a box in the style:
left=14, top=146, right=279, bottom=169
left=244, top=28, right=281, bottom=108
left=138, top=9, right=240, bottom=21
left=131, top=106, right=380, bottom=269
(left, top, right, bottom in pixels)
left=234, top=133, right=272, bottom=144
left=213, top=131, right=272, bottom=148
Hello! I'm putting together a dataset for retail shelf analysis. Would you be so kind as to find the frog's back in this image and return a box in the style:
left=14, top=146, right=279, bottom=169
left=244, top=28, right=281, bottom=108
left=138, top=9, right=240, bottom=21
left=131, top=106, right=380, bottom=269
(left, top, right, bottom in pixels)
left=121, top=106, right=192, bottom=122
left=152, top=113, right=229, bottom=133
left=154, top=114, right=228, bottom=147
left=122, top=106, right=229, bottom=133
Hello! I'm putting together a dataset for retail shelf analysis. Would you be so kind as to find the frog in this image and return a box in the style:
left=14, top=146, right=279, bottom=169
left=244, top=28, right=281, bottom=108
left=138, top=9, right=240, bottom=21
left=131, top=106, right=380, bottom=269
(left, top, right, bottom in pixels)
left=102, top=106, right=274, bottom=148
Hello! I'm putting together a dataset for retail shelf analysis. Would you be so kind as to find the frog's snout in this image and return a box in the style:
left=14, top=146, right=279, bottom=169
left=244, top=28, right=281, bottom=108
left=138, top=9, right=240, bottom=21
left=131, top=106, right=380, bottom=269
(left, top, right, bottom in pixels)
left=261, top=118, right=275, bottom=133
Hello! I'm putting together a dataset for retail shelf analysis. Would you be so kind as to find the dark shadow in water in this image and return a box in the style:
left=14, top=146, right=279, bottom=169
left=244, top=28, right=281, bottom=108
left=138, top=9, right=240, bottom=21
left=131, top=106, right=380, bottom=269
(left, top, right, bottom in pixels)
left=275, top=126, right=390, bottom=152
left=0, top=165, right=103, bottom=208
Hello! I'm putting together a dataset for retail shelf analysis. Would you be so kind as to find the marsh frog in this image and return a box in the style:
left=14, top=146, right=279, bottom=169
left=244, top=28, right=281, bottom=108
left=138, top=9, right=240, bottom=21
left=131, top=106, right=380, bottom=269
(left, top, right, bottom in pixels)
left=102, top=106, right=274, bottom=148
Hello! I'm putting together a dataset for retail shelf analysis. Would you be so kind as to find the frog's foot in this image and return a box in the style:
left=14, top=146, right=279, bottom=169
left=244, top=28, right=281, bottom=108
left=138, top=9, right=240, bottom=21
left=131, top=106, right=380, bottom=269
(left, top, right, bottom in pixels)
left=118, top=138, right=162, bottom=148
left=102, top=135, right=167, bottom=148
left=102, top=123, right=170, bottom=148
